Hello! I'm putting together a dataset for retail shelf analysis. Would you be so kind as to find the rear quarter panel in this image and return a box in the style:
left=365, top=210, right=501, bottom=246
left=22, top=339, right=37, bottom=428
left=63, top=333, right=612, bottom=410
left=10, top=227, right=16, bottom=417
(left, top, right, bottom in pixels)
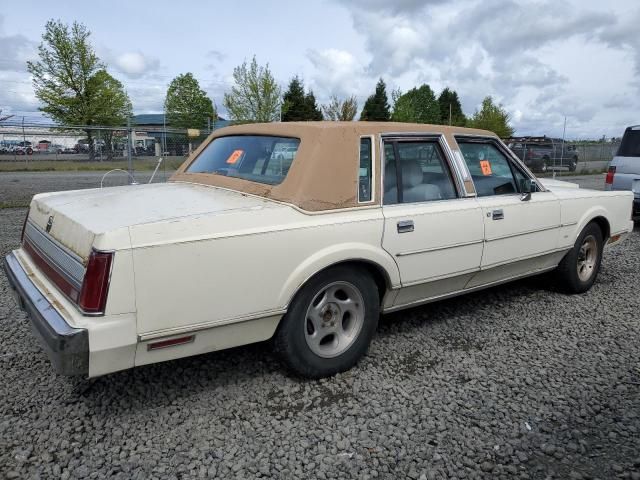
left=552, top=188, right=634, bottom=249
left=129, top=206, right=398, bottom=336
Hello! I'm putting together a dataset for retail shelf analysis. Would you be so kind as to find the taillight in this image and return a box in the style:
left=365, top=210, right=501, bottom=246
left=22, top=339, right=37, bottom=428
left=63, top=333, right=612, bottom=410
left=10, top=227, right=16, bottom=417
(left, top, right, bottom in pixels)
left=78, top=250, right=113, bottom=314
left=527, top=150, right=533, bottom=159
left=605, top=166, right=616, bottom=185
left=21, top=208, right=30, bottom=241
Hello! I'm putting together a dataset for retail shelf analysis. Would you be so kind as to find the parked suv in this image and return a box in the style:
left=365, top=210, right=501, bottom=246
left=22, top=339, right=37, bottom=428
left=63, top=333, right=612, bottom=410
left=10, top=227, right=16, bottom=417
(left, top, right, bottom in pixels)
left=506, top=137, right=578, bottom=173
left=605, top=125, right=640, bottom=218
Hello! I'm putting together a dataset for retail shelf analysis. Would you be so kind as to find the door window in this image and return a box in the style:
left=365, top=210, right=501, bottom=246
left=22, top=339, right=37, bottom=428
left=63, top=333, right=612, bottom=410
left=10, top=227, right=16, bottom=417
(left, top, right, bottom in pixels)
left=383, top=140, right=458, bottom=205
left=457, top=141, right=528, bottom=197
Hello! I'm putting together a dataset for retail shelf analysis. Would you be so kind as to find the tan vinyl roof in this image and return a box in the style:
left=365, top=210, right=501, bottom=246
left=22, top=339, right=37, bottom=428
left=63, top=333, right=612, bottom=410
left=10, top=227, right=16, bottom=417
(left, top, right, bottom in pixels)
left=171, top=122, right=497, bottom=211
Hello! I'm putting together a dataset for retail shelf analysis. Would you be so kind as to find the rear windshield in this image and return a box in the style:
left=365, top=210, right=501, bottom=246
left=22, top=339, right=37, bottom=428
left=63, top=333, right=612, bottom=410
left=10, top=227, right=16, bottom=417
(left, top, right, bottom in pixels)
left=617, top=128, right=640, bottom=157
left=186, top=135, right=301, bottom=185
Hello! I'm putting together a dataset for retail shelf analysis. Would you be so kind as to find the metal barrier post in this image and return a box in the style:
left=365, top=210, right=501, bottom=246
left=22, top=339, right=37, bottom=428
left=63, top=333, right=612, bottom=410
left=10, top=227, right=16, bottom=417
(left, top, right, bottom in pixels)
left=127, top=117, right=133, bottom=183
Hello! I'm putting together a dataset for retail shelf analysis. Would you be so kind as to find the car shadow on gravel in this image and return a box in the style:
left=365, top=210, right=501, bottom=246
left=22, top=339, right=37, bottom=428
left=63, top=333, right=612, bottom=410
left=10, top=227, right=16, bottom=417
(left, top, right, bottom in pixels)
left=68, top=273, right=550, bottom=411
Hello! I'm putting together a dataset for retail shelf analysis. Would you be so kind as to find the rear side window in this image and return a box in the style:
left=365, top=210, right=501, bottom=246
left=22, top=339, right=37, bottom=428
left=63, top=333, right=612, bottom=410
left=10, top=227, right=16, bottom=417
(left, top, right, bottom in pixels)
left=617, top=128, right=640, bottom=157
left=186, top=135, right=300, bottom=185
left=359, top=137, right=373, bottom=202
left=383, top=140, right=458, bottom=205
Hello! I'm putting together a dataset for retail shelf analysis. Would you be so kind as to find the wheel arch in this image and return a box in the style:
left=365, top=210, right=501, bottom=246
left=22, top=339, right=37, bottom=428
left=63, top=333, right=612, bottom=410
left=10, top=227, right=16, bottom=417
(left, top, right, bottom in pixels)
left=277, top=243, right=400, bottom=310
left=574, top=210, right=611, bottom=243
left=589, top=215, right=610, bottom=241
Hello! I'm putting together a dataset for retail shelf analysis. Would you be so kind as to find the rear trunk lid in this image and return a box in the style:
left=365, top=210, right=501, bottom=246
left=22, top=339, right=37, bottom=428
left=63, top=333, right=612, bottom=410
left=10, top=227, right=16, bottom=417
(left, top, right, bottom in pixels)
left=28, top=182, right=278, bottom=261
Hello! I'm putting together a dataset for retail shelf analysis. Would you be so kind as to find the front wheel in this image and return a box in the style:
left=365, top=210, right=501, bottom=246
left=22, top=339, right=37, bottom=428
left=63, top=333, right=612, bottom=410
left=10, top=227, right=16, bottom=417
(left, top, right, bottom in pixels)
left=554, top=223, right=603, bottom=293
left=274, top=265, right=379, bottom=378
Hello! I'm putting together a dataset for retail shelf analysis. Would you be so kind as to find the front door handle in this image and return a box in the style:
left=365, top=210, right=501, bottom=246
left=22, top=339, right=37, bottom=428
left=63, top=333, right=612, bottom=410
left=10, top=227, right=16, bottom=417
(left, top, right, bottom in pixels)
left=397, top=220, right=414, bottom=233
left=492, top=209, right=504, bottom=220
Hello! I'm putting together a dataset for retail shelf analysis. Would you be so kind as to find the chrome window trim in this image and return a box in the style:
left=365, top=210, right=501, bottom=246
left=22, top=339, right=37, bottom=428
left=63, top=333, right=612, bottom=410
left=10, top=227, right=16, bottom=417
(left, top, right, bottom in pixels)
left=357, top=135, right=376, bottom=204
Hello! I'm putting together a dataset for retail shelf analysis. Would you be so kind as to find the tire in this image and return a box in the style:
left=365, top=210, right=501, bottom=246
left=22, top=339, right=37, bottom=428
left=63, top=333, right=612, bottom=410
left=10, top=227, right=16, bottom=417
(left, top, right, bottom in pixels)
left=555, top=222, right=603, bottom=293
left=274, top=265, right=379, bottom=378
left=569, top=157, right=578, bottom=172
left=539, top=158, right=549, bottom=173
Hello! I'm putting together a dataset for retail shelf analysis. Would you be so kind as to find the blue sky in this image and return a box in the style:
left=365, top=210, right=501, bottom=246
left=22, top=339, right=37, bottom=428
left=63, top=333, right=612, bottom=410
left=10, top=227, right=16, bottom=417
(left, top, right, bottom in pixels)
left=1, top=0, right=639, bottom=138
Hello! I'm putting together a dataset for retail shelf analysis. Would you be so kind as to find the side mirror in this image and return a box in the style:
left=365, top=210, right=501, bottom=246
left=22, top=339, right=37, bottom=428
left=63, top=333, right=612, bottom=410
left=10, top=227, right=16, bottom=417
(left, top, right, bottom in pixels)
left=520, top=178, right=535, bottom=201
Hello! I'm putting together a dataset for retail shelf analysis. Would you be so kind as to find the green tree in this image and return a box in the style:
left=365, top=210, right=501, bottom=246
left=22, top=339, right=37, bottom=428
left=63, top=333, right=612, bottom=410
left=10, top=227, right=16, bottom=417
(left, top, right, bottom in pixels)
left=27, top=20, right=132, bottom=159
left=165, top=73, right=215, bottom=130
left=281, top=76, right=306, bottom=121
left=437, top=87, right=466, bottom=126
left=360, top=78, right=390, bottom=121
left=90, top=71, right=132, bottom=160
left=304, top=90, right=323, bottom=121
left=223, top=56, right=281, bottom=122
left=391, top=84, right=440, bottom=124
left=322, top=95, right=358, bottom=121
left=281, top=76, right=322, bottom=121
left=468, top=96, right=514, bottom=138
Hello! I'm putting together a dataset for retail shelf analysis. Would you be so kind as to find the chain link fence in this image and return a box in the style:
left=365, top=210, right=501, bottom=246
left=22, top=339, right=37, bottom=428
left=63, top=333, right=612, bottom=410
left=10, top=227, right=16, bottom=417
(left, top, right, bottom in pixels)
left=1, top=120, right=622, bottom=177
left=0, top=120, right=215, bottom=175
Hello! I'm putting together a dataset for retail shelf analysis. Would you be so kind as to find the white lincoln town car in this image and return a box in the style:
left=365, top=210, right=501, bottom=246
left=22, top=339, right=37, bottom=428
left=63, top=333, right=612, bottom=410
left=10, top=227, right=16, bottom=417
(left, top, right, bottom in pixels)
left=4, top=122, right=635, bottom=378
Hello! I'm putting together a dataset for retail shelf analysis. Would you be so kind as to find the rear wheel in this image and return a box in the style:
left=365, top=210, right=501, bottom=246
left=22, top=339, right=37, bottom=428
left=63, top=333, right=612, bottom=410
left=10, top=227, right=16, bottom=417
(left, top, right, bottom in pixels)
left=539, top=158, right=549, bottom=173
left=555, top=223, right=603, bottom=293
left=569, top=157, right=578, bottom=172
left=274, top=265, right=379, bottom=378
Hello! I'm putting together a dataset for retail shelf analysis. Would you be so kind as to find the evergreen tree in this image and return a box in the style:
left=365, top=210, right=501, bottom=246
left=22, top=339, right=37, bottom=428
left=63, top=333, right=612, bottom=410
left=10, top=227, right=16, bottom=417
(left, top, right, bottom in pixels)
left=304, top=90, right=323, bottom=120
left=437, top=87, right=466, bottom=126
left=282, top=76, right=323, bottom=121
left=391, top=84, right=440, bottom=124
left=360, top=78, right=390, bottom=121
left=281, top=76, right=306, bottom=121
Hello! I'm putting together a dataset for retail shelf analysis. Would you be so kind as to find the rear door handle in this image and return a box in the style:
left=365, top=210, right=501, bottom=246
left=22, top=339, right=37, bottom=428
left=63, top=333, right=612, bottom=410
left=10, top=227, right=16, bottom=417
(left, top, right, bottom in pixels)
left=397, top=220, right=414, bottom=233
left=492, top=209, right=504, bottom=220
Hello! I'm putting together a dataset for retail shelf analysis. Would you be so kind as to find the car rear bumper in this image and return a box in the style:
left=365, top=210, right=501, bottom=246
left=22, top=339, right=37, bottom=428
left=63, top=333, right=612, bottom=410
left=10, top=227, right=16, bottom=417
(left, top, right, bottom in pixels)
left=3, top=251, right=89, bottom=376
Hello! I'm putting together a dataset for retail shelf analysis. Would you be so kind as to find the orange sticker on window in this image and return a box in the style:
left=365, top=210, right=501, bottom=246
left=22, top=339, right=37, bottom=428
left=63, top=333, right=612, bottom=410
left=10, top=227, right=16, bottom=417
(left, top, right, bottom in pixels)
left=480, top=160, right=492, bottom=176
left=226, top=149, right=244, bottom=164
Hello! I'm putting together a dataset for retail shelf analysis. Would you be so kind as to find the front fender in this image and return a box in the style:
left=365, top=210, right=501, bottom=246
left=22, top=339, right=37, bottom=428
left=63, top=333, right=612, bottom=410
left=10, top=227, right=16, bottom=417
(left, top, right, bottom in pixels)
left=277, top=242, right=400, bottom=308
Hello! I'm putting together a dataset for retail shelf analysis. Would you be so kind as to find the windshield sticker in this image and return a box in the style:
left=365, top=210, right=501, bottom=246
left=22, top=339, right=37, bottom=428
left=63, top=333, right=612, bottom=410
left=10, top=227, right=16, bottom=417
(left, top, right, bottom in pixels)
left=480, top=160, right=492, bottom=176
left=226, top=149, right=244, bottom=164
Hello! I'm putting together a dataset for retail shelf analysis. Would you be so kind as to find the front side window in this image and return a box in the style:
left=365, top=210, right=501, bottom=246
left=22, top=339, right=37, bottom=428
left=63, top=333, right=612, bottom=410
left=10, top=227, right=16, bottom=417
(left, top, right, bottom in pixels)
left=458, top=141, right=526, bottom=197
left=383, top=140, right=458, bottom=205
left=186, top=135, right=300, bottom=185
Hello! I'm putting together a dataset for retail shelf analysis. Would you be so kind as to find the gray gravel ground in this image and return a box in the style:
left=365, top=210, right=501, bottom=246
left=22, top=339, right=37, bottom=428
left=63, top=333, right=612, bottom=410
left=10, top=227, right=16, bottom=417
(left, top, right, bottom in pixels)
left=1, top=172, right=639, bottom=479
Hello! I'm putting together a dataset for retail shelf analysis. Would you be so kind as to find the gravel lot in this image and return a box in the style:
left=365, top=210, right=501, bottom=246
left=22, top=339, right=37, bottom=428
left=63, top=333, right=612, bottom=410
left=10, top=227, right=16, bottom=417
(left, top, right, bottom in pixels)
left=1, top=172, right=639, bottom=479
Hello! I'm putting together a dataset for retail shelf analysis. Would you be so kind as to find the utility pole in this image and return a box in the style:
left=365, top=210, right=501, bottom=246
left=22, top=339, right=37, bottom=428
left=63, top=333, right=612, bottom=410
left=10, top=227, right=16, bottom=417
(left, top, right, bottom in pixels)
left=556, top=116, right=567, bottom=180
left=127, top=116, right=134, bottom=183
left=449, top=103, right=452, bottom=126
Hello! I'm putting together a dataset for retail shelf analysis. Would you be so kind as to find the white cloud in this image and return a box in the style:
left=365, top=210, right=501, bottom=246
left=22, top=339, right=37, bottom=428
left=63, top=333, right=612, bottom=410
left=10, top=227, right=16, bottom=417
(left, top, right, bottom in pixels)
left=111, top=52, right=160, bottom=79
left=331, top=0, right=640, bottom=137
left=306, top=48, right=371, bottom=99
